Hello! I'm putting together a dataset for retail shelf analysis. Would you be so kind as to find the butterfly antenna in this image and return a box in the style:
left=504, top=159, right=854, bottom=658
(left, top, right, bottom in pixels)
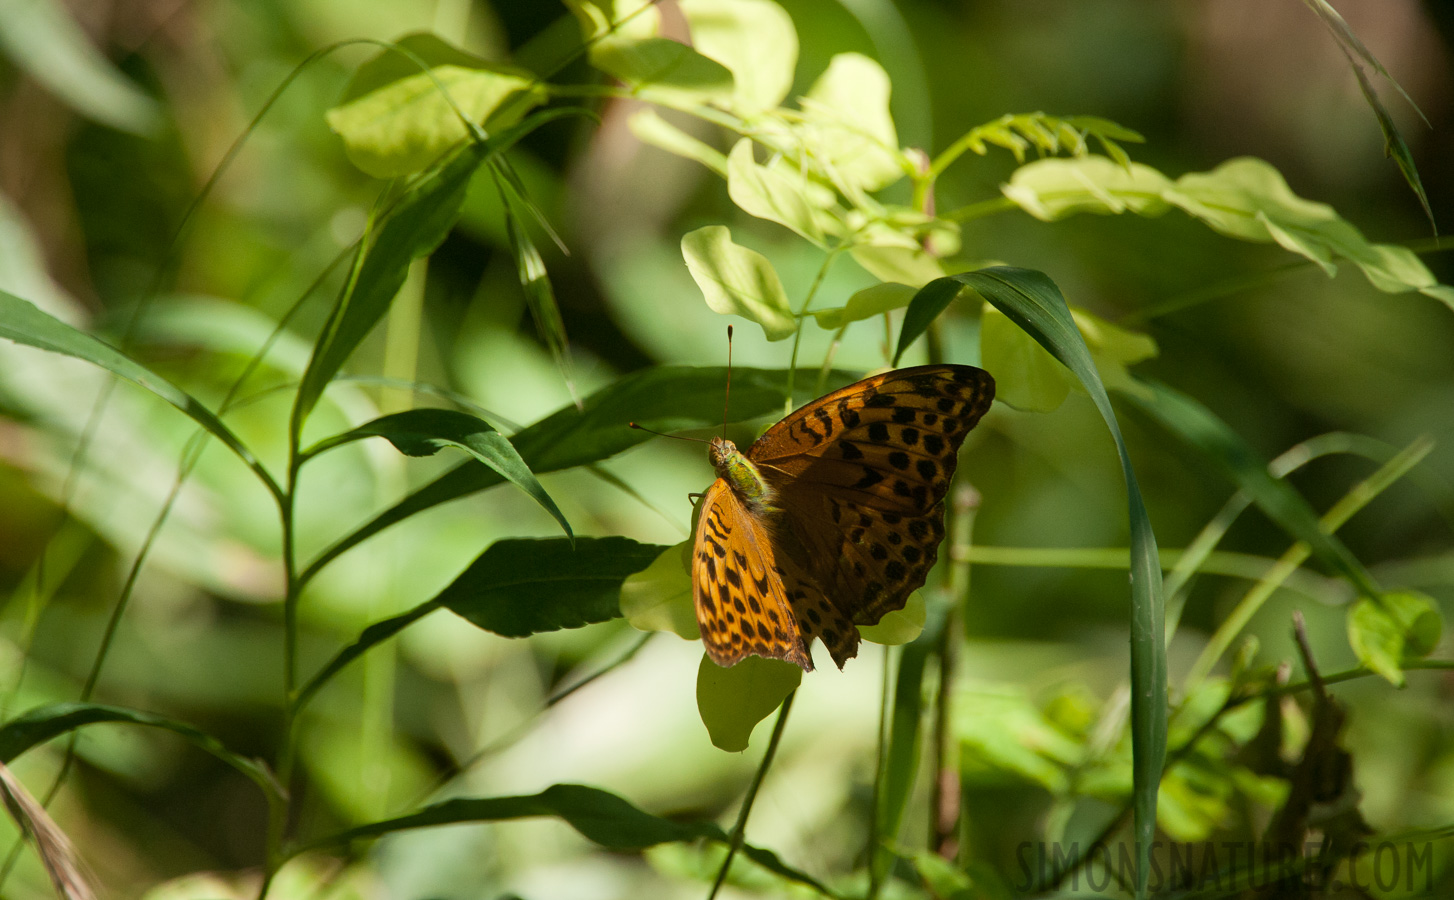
left=628, top=422, right=710, bottom=444
left=721, top=325, right=733, bottom=439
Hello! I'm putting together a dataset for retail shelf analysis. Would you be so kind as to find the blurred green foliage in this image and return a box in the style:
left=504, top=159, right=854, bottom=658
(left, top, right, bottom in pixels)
left=0, top=1, right=1452, bottom=898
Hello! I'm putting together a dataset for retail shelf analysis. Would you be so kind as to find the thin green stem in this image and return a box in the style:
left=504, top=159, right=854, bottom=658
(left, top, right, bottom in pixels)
left=707, top=691, right=796, bottom=900
left=866, top=650, right=894, bottom=900
left=939, top=197, right=1017, bottom=223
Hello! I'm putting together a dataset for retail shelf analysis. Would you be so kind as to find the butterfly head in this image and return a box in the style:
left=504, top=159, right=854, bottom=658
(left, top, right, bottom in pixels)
left=707, top=436, right=737, bottom=471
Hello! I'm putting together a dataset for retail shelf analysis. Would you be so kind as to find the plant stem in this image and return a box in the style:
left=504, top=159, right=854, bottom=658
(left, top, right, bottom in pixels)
left=866, top=652, right=894, bottom=900
left=785, top=247, right=843, bottom=414
left=708, top=691, right=796, bottom=900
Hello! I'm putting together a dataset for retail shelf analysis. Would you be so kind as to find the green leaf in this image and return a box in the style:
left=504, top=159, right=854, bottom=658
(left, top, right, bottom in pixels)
left=892, top=278, right=963, bottom=365
left=796, top=53, right=903, bottom=192
left=0, top=704, right=278, bottom=802
left=849, top=232, right=945, bottom=287
left=303, top=366, right=851, bottom=582
left=0, top=0, right=160, bottom=135
left=1165, top=157, right=1445, bottom=297
left=1348, top=590, right=1443, bottom=686
left=502, top=196, right=577, bottom=406
left=1001, top=155, right=1173, bottom=220
left=682, top=225, right=796, bottom=340
left=1127, top=380, right=1381, bottom=600
left=920, top=266, right=1165, bottom=899
left=294, top=143, right=486, bottom=429
left=856, top=590, right=925, bottom=645
left=955, top=684, right=1083, bottom=792
left=811, top=282, right=917, bottom=330
left=696, top=654, right=800, bottom=752
left=326, top=35, right=542, bottom=178
left=619, top=542, right=699, bottom=639
left=439, top=537, right=663, bottom=638
left=296, top=782, right=832, bottom=894
left=679, top=0, right=798, bottom=114
left=628, top=108, right=728, bottom=177
left=0, top=289, right=270, bottom=491
left=307, top=408, right=571, bottom=542
left=726, top=139, right=825, bottom=245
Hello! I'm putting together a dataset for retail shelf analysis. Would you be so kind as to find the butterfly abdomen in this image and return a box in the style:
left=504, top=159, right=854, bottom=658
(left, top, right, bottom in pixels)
left=708, top=437, right=777, bottom=514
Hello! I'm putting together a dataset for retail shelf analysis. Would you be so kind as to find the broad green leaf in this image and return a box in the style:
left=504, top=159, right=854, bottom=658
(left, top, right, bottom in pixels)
left=439, top=537, right=663, bottom=637
left=726, top=139, right=825, bottom=245
left=1001, top=156, right=1173, bottom=220
left=696, top=654, right=800, bottom=752
left=0, top=703, right=278, bottom=801
left=327, top=37, right=542, bottom=178
left=917, top=267, right=1165, bottom=898
left=564, top=0, right=658, bottom=43
left=680, top=0, right=797, bottom=113
left=305, top=408, right=571, bottom=541
left=1127, top=380, right=1381, bottom=600
left=857, top=590, right=925, bottom=645
left=628, top=108, right=728, bottom=177
left=303, top=366, right=855, bottom=581
left=1348, top=590, right=1442, bottom=686
left=0, top=289, right=270, bottom=490
left=811, top=282, right=916, bottom=330
left=593, top=38, right=735, bottom=105
left=849, top=237, right=944, bottom=287
left=0, top=0, right=160, bottom=135
left=1165, top=158, right=1446, bottom=299
left=620, top=542, right=698, bottom=639
left=797, top=53, right=903, bottom=193
left=682, top=226, right=795, bottom=340
left=294, top=143, right=486, bottom=429
left=295, top=782, right=831, bottom=894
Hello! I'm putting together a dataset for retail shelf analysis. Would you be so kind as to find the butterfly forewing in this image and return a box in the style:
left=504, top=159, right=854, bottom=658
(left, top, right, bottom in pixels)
left=749, top=365, right=994, bottom=633
left=693, top=480, right=814, bottom=670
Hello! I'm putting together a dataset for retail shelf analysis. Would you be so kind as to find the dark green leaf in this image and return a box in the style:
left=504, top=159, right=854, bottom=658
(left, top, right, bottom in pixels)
left=915, top=266, right=1166, bottom=899
left=1127, top=380, right=1380, bottom=600
left=302, top=366, right=851, bottom=581
left=0, top=289, right=273, bottom=495
left=307, top=408, right=571, bottom=541
left=294, top=143, right=487, bottom=428
left=296, top=782, right=834, bottom=895
left=0, top=703, right=279, bottom=802
left=439, top=537, right=664, bottom=637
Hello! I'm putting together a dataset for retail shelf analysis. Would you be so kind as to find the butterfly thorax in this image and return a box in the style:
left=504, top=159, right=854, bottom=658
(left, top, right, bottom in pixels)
left=708, top=436, right=777, bottom=513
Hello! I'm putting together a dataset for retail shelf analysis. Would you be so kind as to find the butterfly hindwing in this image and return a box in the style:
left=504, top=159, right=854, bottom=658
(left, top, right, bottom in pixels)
left=692, top=480, right=814, bottom=670
left=750, top=365, right=994, bottom=629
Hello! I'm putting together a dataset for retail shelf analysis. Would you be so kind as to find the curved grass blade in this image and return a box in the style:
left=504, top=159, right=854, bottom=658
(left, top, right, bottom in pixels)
left=0, top=289, right=279, bottom=500
left=1126, top=380, right=1381, bottom=599
left=301, top=366, right=851, bottom=583
left=901, top=266, right=1166, bottom=899
left=891, top=278, right=964, bottom=366
left=303, top=408, right=571, bottom=541
left=293, top=782, right=834, bottom=895
left=0, top=703, right=280, bottom=803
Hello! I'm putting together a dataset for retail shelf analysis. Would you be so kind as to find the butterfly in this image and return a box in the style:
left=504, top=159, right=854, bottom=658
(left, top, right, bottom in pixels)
left=692, top=365, right=995, bottom=671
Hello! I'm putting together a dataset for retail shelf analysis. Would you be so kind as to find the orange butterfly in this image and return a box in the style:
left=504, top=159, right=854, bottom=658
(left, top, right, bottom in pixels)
left=693, top=365, right=995, bottom=671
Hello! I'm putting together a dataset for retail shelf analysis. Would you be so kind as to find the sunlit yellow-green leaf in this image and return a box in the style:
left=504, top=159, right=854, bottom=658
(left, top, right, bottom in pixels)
left=797, top=53, right=904, bottom=193
left=1348, top=590, right=1443, bottom=686
left=628, top=108, right=727, bottom=176
left=857, top=590, right=925, bottom=645
left=620, top=541, right=698, bottom=639
left=326, top=64, right=540, bottom=178
left=680, top=0, right=797, bottom=114
left=726, top=139, right=824, bottom=245
left=696, top=654, right=800, bottom=752
left=681, top=225, right=796, bottom=340
left=1002, top=155, right=1173, bottom=220
left=811, top=282, right=916, bottom=330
